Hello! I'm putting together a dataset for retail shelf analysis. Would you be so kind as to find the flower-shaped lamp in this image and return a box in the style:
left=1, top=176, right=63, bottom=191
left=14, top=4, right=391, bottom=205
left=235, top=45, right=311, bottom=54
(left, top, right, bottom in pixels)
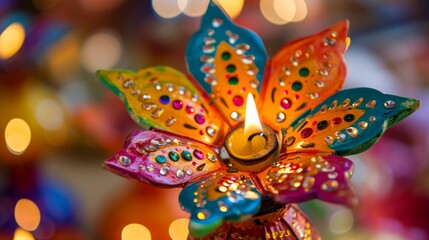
left=97, top=2, right=420, bottom=239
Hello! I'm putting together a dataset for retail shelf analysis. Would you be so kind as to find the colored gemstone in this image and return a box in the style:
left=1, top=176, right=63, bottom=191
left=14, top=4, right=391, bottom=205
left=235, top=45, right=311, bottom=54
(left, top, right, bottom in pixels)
left=280, top=98, right=292, bottom=109
left=285, top=136, right=295, bottom=146
left=292, top=81, right=303, bottom=91
left=232, top=96, right=244, bottom=106
left=344, top=114, right=355, bottom=122
left=317, top=120, right=328, bottom=130
left=331, top=117, right=342, bottom=125
left=159, top=95, right=170, bottom=104
left=193, top=149, right=205, bottom=160
left=118, top=156, right=131, bottom=166
left=186, top=105, right=195, bottom=114
left=169, top=151, right=180, bottom=161
left=228, top=76, right=239, bottom=85
left=172, top=100, right=183, bottom=109
left=221, top=51, right=231, bottom=60
left=299, top=67, right=310, bottom=77
left=301, top=128, right=313, bottom=138
left=226, top=64, right=236, bottom=73
left=155, top=155, right=167, bottom=164
left=194, top=114, right=206, bottom=124
left=181, top=150, right=193, bottom=161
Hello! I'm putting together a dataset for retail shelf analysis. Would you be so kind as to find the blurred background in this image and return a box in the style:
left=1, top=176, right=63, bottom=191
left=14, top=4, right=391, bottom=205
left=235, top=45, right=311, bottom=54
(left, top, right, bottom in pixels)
left=0, top=0, right=428, bottom=239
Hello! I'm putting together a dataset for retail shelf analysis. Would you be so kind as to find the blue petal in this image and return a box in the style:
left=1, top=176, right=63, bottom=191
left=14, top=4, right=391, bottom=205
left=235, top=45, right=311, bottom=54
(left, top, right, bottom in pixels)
left=185, top=1, right=267, bottom=94
left=179, top=172, right=262, bottom=238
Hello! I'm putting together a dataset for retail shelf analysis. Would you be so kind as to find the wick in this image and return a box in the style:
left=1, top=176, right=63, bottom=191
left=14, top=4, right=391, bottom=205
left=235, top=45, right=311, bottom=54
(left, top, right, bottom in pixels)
left=247, top=132, right=267, bottom=141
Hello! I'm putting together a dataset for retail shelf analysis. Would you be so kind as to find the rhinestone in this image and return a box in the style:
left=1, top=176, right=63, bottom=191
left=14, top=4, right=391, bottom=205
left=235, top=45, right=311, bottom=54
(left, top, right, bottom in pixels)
left=118, top=156, right=131, bottom=166
left=181, top=150, right=193, bottom=161
left=212, top=18, right=223, bottom=27
left=324, top=37, right=337, bottom=46
left=151, top=108, right=164, bottom=118
left=227, top=33, right=238, bottom=44
left=328, top=172, right=338, bottom=179
left=302, top=176, right=315, bottom=191
left=331, top=117, right=342, bottom=125
left=139, top=165, right=145, bottom=171
left=207, top=28, right=214, bottom=36
left=155, top=155, right=167, bottom=164
left=366, top=100, right=376, bottom=108
left=178, top=87, right=185, bottom=95
left=330, top=100, right=338, bottom=109
left=201, top=64, right=214, bottom=74
left=206, top=126, right=216, bottom=137
left=168, top=151, right=179, bottom=161
left=285, top=136, right=295, bottom=147
left=193, top=149, right=205, bottom=160
left=122, top=79, right=133, bottom=88
left=247, top=67, right=258, bottom=76
left=147, top=165, right=154, bottom=172
left=218, top=201, right=229, bottom=212
left=321, top=180, right=339, bottom=191
left=230, top=111, right=241, bottom=121
left=154, top=83, right=161, bottom=90
left=204, top=37, right=215, bottom=45
left=290, top=56, right=299, bottom=66
left=250, top=80, right=258, bottom=88
left=307, top=92, right=320, bottom=100
left=241, top=55, right=255, bottom=64
left=233, top=96, right=244, bottom=106
left=314, top=80, right=325, bottom=88
left=344, top=114, right=355, bottom=122
left=369, top=116, right=376, bottom=122
left=284, top=67, right=291, bottom=76
left=280, top=98, right=292, bottom=109
left=159, top=165, right=169, bottom=176
left=325, top=136, right=334, bottom=145
left=335, top=131, right=346, bottom=142
left=352, top=97, right=364, bottom=107
left=145, top=145, right=157, bottom=152
left=358, top=121, right=368, bottom=130
left=278, top=78, right=285, bottom=86
left=320, top=104, right=328, bottom=113
left=141, top=94, right=151, bottom=100
left=235, top=44, right=250, bottom=55
left=203, top=45, right=215, bottom=54
left=130, top=89, right=141, bottom=95
left=159, top=95, right=170, bottom=104
left=186, top=169, right=193, bottom=175
left=194, top=114, right=206, bottom=124
left=384, top=100, right=396, bottom=109
left=186, top=105, right=195, bottom=114
left=300, top=128, right=313, bottom=138
left=346, top=127, right=358, bottom=138
left=151, top=139, right=161, bottom=145
left=207, top=153, right=218, bottom=162
left=200, top=55, right=214, bottom=63
left=318, top=69, right=329, bottom=76
left=142, top=102, right=156, bottom=110
left=276, top=112, right=286, bottom=123
left=166, top=117, right=176, bottom=127
left=341, top=98, right=350, bottom=108
left=176, top=169, right=185, bottom=179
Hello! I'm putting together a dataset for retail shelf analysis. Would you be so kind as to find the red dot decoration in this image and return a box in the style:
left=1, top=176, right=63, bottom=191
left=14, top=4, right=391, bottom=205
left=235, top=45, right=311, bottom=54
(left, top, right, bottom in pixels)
left=232, top=96, right=244, bottom=106
left=280, top=98, right=292, bottom=109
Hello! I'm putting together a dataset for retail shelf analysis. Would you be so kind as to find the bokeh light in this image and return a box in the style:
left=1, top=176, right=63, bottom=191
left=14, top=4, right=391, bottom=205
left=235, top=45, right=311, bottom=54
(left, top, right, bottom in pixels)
left=178, top=0, right=210, bottom=17
left=5, top=118, right=31, bottom=155
left=81, top=30, right=122, bottom=73
left=35, top=99, right=65, bottom=131
left=216, top=0, right=244, bottom=19
left=0, top=22, right=25, bottom=60
left=274, top=0, right=296, bottom=23
left=260, top=0, right=290, bottom=25
left=14, top=199, right=41, bottom=231
left=291, top=0, right=307, bottom=22
left=152, top=0, right=182, bottom=19
left=13, top=228, right=35, bottom=240
left=329, top=208, right=354, bottom=234
left=32, top=0, right=60, bottom=10
left=168, top=218, right=189, bottom=240
left=121, top=223, right=151, bottom=240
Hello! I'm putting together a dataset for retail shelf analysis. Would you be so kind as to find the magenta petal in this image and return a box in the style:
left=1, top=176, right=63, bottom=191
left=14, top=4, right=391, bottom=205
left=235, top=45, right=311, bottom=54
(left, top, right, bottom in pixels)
left=103, top=129, right=224, bottom=188
left=259, top=154, right=357, bottom=207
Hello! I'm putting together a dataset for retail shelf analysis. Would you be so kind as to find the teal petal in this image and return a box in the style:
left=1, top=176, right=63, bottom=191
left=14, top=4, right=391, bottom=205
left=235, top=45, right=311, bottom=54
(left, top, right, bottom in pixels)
left=186, top=1, right=267, bottom=94
left=179, top=172, right=262, bottom=238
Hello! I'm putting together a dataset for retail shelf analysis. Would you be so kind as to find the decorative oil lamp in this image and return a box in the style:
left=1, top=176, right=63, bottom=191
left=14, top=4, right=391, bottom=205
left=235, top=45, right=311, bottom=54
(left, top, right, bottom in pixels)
left=97, top=1, right=420, bottom=239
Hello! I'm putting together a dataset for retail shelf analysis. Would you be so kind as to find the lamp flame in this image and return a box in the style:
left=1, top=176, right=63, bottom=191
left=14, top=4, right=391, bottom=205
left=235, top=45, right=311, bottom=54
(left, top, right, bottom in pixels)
left=244, top=93, right=263, bottom=138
